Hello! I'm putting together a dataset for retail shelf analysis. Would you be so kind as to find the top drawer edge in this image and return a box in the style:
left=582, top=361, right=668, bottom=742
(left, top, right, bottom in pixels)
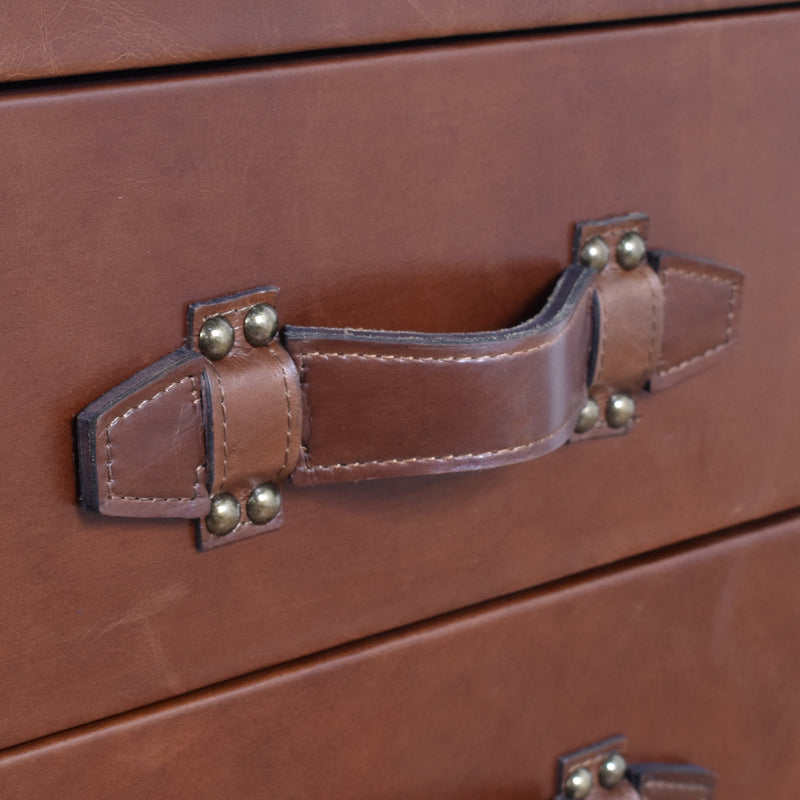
left=0, top=0, right=792, bottom=85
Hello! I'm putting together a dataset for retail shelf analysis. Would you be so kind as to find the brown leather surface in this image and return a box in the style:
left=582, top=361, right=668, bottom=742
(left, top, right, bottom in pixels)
left=76, top=234, right=737, bottom=498
left=76, top=348, right=210, bottom=517
left=587, top=220, right=664, bottom=396
left=0, top=0, right=790, bottom=83
left=650, top=253, right=743, bottom=391
left=285, top=263, right=595, bottom=484
left=2, top=10, right=800, bottom=750
left=1, top=516, right=796, bottom=797
left=629, top=765, right=716, bottom=800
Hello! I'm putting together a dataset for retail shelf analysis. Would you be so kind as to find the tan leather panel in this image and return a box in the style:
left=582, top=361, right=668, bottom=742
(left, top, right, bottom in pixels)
left=652, top=253, right=743, bottom=390
left=1, top=516, right=796, bottom=797
left=76, top=349, right=210, bottom=518
left=0, top=0, right=789, bottom=83
left=2, top=11, right=799, bottom=749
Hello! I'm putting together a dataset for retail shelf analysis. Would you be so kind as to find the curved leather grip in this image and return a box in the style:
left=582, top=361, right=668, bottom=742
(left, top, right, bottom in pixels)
left=75, top=213, right=742, bottom=548
left=284, top=261, right=593, bottom=485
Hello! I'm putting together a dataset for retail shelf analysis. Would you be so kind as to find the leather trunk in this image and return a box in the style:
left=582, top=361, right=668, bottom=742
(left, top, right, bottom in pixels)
left=2, top=3, right=799, bottom=797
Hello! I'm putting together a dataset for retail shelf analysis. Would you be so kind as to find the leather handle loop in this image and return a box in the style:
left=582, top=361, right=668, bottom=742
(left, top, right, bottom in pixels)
left=553, top=737, right=715, bottom=800
left=284, top=261, right=594, bottom=485
left=75, top=213, right=743, bottom=547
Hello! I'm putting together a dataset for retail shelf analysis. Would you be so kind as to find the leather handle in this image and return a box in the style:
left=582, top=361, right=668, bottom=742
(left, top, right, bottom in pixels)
left=75, top=212, right=743, bottom=548
left=284, top=259, right=593, bottom=485
left=554, top=737, right=716, bottom=800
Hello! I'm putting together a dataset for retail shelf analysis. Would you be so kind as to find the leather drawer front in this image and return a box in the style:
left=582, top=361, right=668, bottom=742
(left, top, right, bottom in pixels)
left=2, top=514, right=798, bottom=798
left=0, top=0, right=789, bottom=83
left=3, top=10, right=800, bottom=747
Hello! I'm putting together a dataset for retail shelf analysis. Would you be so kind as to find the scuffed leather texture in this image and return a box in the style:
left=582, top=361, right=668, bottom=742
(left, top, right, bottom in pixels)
left=2, top=9, right=799, bottom=751
left=0, top=0, right=791, bottom=83
left=0, top=516, right=796, bottom=797
left=76, top=349, right=209, bottom=518
left=76, top=221, right=741, bottom=500
left=76, top=286, right=303, bottom=541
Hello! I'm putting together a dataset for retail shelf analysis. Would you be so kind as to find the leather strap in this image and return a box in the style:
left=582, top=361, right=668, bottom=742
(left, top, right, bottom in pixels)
left=284, top=261, right=593, bottom=485
left=554, top=737, right=715, bottom=800
left=628, top=764, right=716, bottom=800
left=75, top=213, right=743, bottom=544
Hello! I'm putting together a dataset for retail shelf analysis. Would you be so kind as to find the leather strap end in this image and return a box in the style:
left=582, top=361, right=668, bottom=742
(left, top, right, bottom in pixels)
left=77, top=287, right=304, bottom=533
left=76, top=349, right=210, bottom=519
left=628, top=763, right=716, bottom=800
left=650, top=251, right=743, bottom=391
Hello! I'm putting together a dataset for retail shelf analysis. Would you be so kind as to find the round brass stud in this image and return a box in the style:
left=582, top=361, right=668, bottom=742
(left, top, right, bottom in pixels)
left=579, top=236, right=610, bottom=271
left=199, top=315, right=234, bottom=361
left=598, top=752, right=627, bottom=789
left=564, top=767, right=593, bottom=800
left=575, top=398, right=600, bottom=434
left=244, top=303, right=279, bottom=347
left=616, top=231, right=647, bottom=270
left=246, top=483, right=282, bottom=525
left=606, top=392, right=635, bottom=428
left=205, top=493, right=241, bottom=537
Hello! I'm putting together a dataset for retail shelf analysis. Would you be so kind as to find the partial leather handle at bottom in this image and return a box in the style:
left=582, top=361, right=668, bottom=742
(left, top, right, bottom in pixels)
left=75, top=212, right=742, bottom=547
left=554, top=736, right=715, bottom=800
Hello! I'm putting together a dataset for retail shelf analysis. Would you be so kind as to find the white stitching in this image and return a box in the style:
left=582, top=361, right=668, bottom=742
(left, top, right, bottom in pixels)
left=594, top=288, right=608, bottom=385
left=208, top=364, right=229, bottom=488
left=302, top=406, right=577, bottom=474
left=299, top=310, right=576, bottom=364
left=267, top=344, right=293, bottom=476
left=643, top=780, right=711, bottom=795
left=644, top=268, right=659, bottom=384
left=656, top=268, right=738, bottom=377
left=105, top=376, right=203, bottom=502
left=298, top=304, right=585, bottom=471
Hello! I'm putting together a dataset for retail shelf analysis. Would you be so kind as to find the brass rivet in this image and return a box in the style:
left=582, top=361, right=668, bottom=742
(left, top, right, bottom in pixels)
left=606, top=392, right=635, bottom=428
left=616, top=231, right=647, bottom=270
left=598, top=752, right=627, bottom=789
left=206, top=493, right=240, bottom=537
left=199, top=315, right=234, bottom=361
left=565, top=767, right=593, bottom=800
left=244, top=303, right=279, bottom=347
left=246, top=483, right=282, bottom=525
left=575, top=398, right=600, bottom=433
left=579, top=236, right=610, bottom=271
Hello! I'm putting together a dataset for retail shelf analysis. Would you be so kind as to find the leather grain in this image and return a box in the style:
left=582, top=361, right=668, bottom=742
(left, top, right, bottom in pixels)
left=2, top=10, right=799, bottom=750
left=0, top=1, right=790, bottom=83
left=285, top=262, right=594, bottom=484
left=0, top=515, right=796, bottom=798
left=76, top=237, right=739, bottom=500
